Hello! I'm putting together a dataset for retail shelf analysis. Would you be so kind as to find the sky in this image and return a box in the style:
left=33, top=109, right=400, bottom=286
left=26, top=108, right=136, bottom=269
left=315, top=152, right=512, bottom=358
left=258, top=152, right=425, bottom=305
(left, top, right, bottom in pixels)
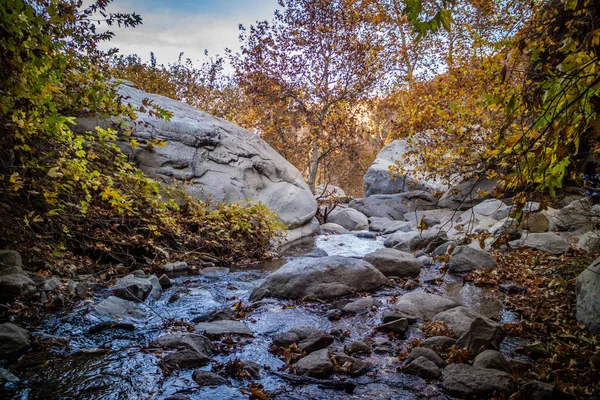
left=96, top=0, right=279, bottom=66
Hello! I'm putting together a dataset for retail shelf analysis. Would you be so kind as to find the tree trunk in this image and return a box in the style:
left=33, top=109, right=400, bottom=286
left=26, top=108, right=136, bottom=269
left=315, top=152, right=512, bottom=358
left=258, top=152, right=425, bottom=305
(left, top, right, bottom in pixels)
left=307, top=140, right=321, bottom=194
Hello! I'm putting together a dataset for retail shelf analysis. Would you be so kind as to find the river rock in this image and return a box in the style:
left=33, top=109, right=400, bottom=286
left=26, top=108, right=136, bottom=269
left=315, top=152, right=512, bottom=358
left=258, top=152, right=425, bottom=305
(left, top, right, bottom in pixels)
left=434, top=306, right=497, bottom=338
left=577, top=231, right=600, bottom=252
left=163, top=261, right=188, bottom=272
left=0, top=323, right=30, bottom=357
left=448, top=246, right=497, bottom=273
left=342, top=297, right=375, bottom=313
left=368, top=217, right=413, bottom=234
left=332, top=353, right=371, bottom=375
left=110, top=274, right=153, bottom=302
left=273, top=332, right=300, bottom=347
left=93, top=296, right=146, bottom=320
left=192, top=370, right=229, bottom=387
left=305, top=248, right=329, bottom=258
left=364, top=248, right=423, bottom=278
left=349, top=191, right=438, bottom=221
left=473, top=350, right=510, bottom=372
left=0, top=274, right=37, bottom=297
left=406, top=347, right=444, bottom=367
left=319, top=223, right=349, bottom=235
left=437, top=178, right=498, bottom=211
left=576, top=257, right=600, bottom=333
left=152, top=333, right=214, bottom=356
left=158, top=274, right=172, bottom=289
left=163, top=349, right=211, bottom=369
left=148, top=275, right=162, bottom=300
left=382, top=310, right=418, bottom=324
left=0, top=368, right=19, bottom=385
left=249, top=256, right=388, bottom=301
left=457, top=199, right=506, bottom=226
left=392, top=292, right=459, bottom=320
left=384, top=229, right=440, bottom=251
left=517, top=233, right=570, bottom=254
left=554, top=198, right=595, bottom=232
left=521, top=212, right=550, bottom=233
left=298, top=333, right=334, bottom=354
left=79, top=83, right=317, bottom=240
left=195, top=320, right=253, bottom=338
left=442, top=363, right=515, bottom=397
left=363, top=140, right=445, bottom=196
left=421, top=336, right=456, bottom=350
left=326, top=208, right=369, bottom=231
left=376, top=318, right=409, bottom=335
left=404, top=356, right=441, bottom=379
left=455, top=317, right=505, bottom=354
left=519, top=381, right=576, bottom=400
left=348, top=340, right=370, bottom=355
left=288, top=326, right=320, bottom=341
left=295, top=348, right=333, bottom=378
left=0, top=250, right=23, bottom=272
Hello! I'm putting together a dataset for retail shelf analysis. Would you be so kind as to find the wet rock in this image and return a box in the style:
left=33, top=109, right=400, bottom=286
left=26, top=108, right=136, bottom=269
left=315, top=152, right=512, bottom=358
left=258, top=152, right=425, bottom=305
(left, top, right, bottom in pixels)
left=421, top=336, right=456, bottom=351
left=433, top=306, right=494, bottom=338
left=332, top=353, right=371, bottom=375
left=273, top=332, right=300, bottom=347
left=448, top=246, right=497, bottom=274
left=577, top=231, right=600, bottom=253
left=0, top=323, right=30, bottom=357
left=392, top=292, right=459, bottom=320
left=342, top=297, right=375, bottom=313
left=195, top=320, right=253, bottom=338
left=382, top=310, right=417, bottom=324
left=348, top=340, right=370, bottom=355
left=249, top=256, right=389, bottom=301
left=148, top=275, right=162, bottom=300
left=473, top=350, right=510, bottom=372
left=305, top=248, right=329, bottom=257
left=110, top=274, right=153, bottom=302
left=384, top=230, right=441, bottom=251
left=368, top=217, right=413, bottom=234
left=295, top=348, right=333, bottom=378
left=442, top=363, right=515, bottom=397
left=131, top=270, right=146, bottom=278
left=326, top=309, right=343, bottom=320
left=164, top=395, right=191, bottom=400
left=152, top=333, right=214, bottom=356
left=372, top=338, right=394, bottom=354
left=355, top=231, right=377, bottom=239
left=376, top=318, right=408, bottom=336
left=403, top=279, right=419, bottom=290
left=319, top=223, right=349, bottom=235
left=163, top=261, right=188, bottom=272
left=289, top=326, right=319, bottom=341
left=0, top=274, right=37, bottom=297
left=404, top=356, right=441, bottom=379
left=431, top=241, right=457, bottom=257
left=93, top=296, right=146, bottom=320
left=163, top=349, right=211, bottom=369
left=327, top=208, right=369, bottom=231
left=298, top=333, right=334, bottom=354
left=192, top=370, right=229, bottom=387
left=243, top=361, right=261, bottom=379
left=498, top=283, right=527, bottom=294
left=576, top=257, right=600, bottom=333
left=406, top=347, right=444, bottom=367
left=519, top=381, right=576, bottom=400
left=437, top=178, right=498, bottom=211
left=364, top=248, right=423, bottom=278
left=455, top=317, right=505, bottom=355
left=391, top=241, right=411, bottom=253
left=0, top=368, right=19, bottom=385
left=201, top=267, right=229, bottom=277
left=158, top=274, right=172, bottom=289
left=517, top=232, right=570, bottom=254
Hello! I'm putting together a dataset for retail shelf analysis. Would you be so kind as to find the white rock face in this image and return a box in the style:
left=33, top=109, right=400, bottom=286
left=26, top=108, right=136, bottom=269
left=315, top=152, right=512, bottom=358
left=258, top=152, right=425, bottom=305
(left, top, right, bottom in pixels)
left=77, top=82, right=317, bottom=240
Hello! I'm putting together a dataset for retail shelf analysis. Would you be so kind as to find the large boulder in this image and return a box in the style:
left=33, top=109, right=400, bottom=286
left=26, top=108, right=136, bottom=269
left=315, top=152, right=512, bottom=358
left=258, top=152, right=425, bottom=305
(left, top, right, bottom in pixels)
left=517, top=233, right=570, bottom=254
left=0, top=323, right=30, bottom=357
left=0, top=249, right=37, bottom=298
left=392, top=292, right=459, bottom=320
left=249, top=256, right=388, bottom=301
left=110, top=274, right=153, bottom=302
left=437, top=178, right=498, bottom=211
left=576, top=258, right=600, bottom=333
left=384, top=229, right=443, bottom=251
left=77, top=82, right=317, bottom=241
left=364, top=140, right=445, bottom=196
left=363, top=248, right=423, bottom=278
left=348, top=191, right=438, bottom=220
left=448, top=246, right=497, bottom=274
left=554, top=199, right=596, bottom=232
left=456, top=199, right=507, bottom=226
left=326, top=208, right=369, bottom=231
left=442, top=364, right=516, bottom=397
left=576, top=231, right=600, bottom=253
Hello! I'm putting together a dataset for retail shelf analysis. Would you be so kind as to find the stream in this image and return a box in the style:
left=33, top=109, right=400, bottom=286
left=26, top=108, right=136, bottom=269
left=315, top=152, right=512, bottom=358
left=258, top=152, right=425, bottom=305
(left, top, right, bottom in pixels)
left=2, top=232, right=528, bottom=400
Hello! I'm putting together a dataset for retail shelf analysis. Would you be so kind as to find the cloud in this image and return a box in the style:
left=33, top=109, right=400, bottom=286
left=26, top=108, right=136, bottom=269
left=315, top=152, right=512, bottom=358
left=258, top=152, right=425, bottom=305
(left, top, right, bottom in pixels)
left=96, top=0, right=277, bottom=66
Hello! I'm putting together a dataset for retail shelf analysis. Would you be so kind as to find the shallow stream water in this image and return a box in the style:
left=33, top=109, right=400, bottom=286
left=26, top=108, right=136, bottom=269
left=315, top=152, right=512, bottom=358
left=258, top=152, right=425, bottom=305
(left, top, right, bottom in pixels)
left=3, top=232, right=528, bottom=400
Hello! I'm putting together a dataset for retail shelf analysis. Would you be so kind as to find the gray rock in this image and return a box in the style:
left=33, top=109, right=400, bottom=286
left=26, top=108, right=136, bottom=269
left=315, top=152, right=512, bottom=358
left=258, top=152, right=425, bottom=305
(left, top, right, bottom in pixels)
left=577, top=231, right=600, bottom=252
left=319, top=223, right=349, bottom=235
left=391, top=241, right=411, bottom=253
left=0, top=250, right=23, bottom=273
left=249, top=256, right=388, bottom=301
left=0, top=274, right=37, bottom=297
left=201, top=267, right=229, bottom=277
left=298, top=333, right=334, bottom=354
left=431, top=241, right=457, bottom=257
left=130, top=269, right=146, bottom=278
left=406, top=347, right=444, bottom=367
left=93, top=296, right=146, bottom=320
left=163, top=349, right=211, bottom=369
left=152, top=333, right=214, bottom=356
left=522, top=212, right=550, bottom=233
left=372, top=338, right=394, bottom=354
left=0, top=323, right=30, bottom=357
left=421, top=336, right=456, bottom=351
left=355, top=231, right=377, bottom=239
left=555, top=199, right=595, bottom=232
left=364, top=248, right=423, bottom=278
left=449, top=246, right=497, bottom=274
left=315, top=184, right=345, bottom=200
left=473, top=350, right=510, bottom=372
left=519, top=381, right=576, bottom=400
left=433, top=306, right=495, bottom=338
left=376, top=318, right=409, bottom=335
left=163, top=261, right=188, bottom=272
left=295, top=348, right=333, bottom=378
left=363, top=140, right=445, bottom=196
left=288, top=326, right=320, bottom=341
left=368, top=217, right=413, bottom=233
left=332, top=353, right=371, bottom=375
left=382, top=310, right=418, bottom=324
left=327, top=208, right=369, bottom=231
left=148, top=275, right=162, bottom=300
left=456, top=317, right=505, bottom=354
left=442, top=363, right=515, bottom=397
left=348, top=340, right=370, bottom=355
left=384, top=230, right=440, bottom=251
left=404, top=356, right=441, bottom=379
left=305, top=248, right=329, bottom=258
left=438, top=178, right=498, bottom=211
left=39, top=276, right=61, bottom=292
left=273, top=332, right=300, bottom=347
left=342, top=297, right=375, bottom=313
left=0, top=368, right=19, bottom=384
left=517, top=233, right=570, bottom=254
left=158, top=274, right=172, bottom=289
left=192, top=370, right=229, bottom=387
left=326, top=309, right=343, bottom=320
left=392, top=292, right=459, bottom=320
left=195, top=320, right=253, bottom=338
left=110, top=274, right=153, bottom=302
left=350, top=191, right=438, bottom=220
left=576, top=258, right=600, bottom=333
left=82, top=83, right=318, bottom=240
